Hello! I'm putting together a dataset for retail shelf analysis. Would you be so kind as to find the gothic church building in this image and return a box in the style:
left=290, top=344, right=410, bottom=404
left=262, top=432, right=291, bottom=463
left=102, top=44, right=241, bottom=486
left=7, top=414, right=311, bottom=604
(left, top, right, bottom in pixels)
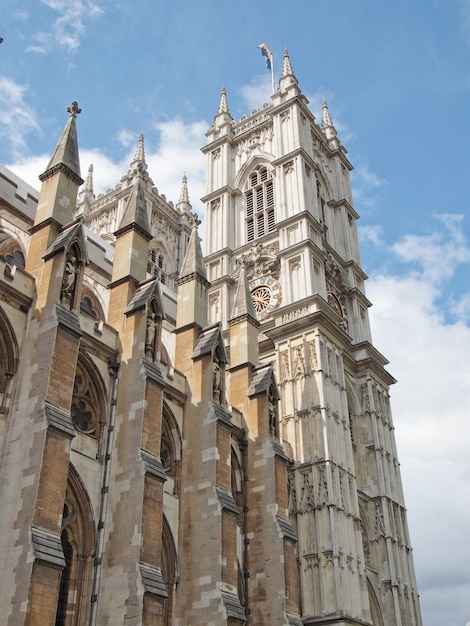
left=0, top=51, right=422, bottom=625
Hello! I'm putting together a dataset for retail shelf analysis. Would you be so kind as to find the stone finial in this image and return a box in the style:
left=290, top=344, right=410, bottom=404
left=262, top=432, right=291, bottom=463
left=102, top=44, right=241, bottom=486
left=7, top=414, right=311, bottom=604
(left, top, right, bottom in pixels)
left=177, top=174, right=192, bottom=215
left=321, top=100, right=333, bottom=128
left=66, top=101, right=81, bottom=118
left=76, top=163, right=95, bottom=215
left=281, top=47, right=294, bottom=77
left=321, top=100, right=339, bottom=148
left=218, top=85, right=230, bottom=115
left=129, top=132, right=148, bottom=174
left=84, top=163, right=94, bottom=193
left=180, top=175, right=189, bottom=203
left=39, top=101, right=83, bottom=185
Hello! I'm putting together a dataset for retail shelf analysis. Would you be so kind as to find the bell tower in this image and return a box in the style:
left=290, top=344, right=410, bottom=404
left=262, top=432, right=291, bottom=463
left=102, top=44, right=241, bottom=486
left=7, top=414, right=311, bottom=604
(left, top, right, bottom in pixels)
left=203, top=49, right=422, bottom=626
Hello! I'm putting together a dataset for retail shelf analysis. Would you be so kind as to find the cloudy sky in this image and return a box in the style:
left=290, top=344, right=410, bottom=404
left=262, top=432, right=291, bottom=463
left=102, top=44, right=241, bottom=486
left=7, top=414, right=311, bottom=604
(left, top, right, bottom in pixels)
left=1, top=1, right=470, bottom=624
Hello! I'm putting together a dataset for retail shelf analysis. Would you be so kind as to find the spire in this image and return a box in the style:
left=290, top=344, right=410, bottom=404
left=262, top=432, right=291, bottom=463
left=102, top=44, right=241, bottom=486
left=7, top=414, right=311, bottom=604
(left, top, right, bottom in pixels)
left=76, top=163, right=95, bottom=215
left=212, top=85, right=233, bottom=132
left=179, top=215, right=207, bottom=281
left=275, top=48, right=300, bottom=98
left=281, top=47, right=294, bottom=78
left=117, top=175, right=150, bottom=235
left=39, top=101, right=83, bottom=186
left=176, top=174, right=192, bottom=214
left=321, top=100, right=339, bottom=149
left=129, top=132, right=148, bottom=175
left=84, top=163, right=94, bottom=194
left=218, top=85, right=230, bottom=115
left=230, top=263, right=258, bottom=325
left=179, top=175, right=189, bottom=203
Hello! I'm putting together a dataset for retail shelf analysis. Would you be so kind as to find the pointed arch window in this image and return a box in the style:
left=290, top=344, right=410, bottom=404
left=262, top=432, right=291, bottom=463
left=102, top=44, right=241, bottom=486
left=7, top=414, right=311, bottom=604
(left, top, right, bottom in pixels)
left=148, top=246, right=167, bottom=285
left=245, top=166, right=275, bottom=242
left=70, top=355, right=107, bottom=453
left=55, top=467, right=96, bottom=626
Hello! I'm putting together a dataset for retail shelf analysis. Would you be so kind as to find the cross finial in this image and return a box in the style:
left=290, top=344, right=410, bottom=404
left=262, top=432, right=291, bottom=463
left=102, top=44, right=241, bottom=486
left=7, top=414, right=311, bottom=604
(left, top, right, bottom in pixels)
left=190, top=212, right=201, bottom=228
left=67, top=101, right=81, bottom=117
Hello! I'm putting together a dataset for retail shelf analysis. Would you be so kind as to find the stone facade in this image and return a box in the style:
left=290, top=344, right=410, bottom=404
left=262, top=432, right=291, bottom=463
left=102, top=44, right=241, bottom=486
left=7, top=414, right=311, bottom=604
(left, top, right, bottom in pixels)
left=0, top=52, right=422, bottom=626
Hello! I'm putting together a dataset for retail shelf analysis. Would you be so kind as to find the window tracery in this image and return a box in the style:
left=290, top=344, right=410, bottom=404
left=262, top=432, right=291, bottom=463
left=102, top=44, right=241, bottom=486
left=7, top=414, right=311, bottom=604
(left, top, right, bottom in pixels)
left=147, top=246, right=168, bottom=285
left=70, top=357, right=106, bottom=441
left=55, top=466, right=96, bottom=626
left=80, top=290, right=104, bottom=321
left=244, top=166, right=275, bottom=242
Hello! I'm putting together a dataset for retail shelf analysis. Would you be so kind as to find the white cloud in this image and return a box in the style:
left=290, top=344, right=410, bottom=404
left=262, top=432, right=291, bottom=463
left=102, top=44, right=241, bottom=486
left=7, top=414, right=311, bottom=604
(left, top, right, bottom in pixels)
left=366, top=215, right=470, bottom=626
left=391, top=214, right=470, bottom=283
left=146, top=119, right=207, bottom=218
left=351, top=163, right=389, bottom=210
left=0, top=77, right=40, bottom=161
left=238, top=74, right=273, bottom=115
left=357, top=224, right=384, bottom=248
left=27, top=0, right=105, bottom=54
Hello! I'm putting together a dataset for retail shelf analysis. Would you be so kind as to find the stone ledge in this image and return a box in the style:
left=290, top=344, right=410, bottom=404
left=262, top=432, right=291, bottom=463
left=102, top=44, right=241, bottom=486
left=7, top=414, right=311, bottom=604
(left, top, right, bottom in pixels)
left=139, top=562, right=168, bottom=598
left=141, top=449, right=166, bottom=482
left=45, top=401, right=75, bottom=438
left=276, top=515, right=298, bottom=542
left=31, top=527, right=65, bottom=569
left=216, top=486, right=239, bottom=515
left=221, top=590, right=246, bottom=622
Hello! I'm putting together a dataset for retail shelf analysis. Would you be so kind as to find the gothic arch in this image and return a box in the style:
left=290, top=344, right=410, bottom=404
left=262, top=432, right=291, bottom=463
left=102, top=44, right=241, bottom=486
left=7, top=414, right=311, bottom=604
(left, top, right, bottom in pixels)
left=235, top=155, right=275, bottom=190
left=0, top=229, right=27, bottom=269
left=344, top=376, right=361, bottom=445
left=358, top=501, right=373, bottom=570
left=231, top=445, right=243, bottom=516
left=56, top=463, right=96, bottom=626
left=161, top=514, right=178, bottom=625
left=367, top=579, right=385, bottom=626
left=161, top=401, right=182, bottom=474
left=0, top=304, right=19, bottom=414
left=71, top=351, right=108, bottom=452
left=80, top=279, right=105, bottom=321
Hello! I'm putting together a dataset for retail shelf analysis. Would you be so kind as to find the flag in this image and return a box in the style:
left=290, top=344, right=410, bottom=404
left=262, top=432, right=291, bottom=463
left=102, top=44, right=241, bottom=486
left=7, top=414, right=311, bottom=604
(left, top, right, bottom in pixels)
left=258, top=43, right=272, bottom=71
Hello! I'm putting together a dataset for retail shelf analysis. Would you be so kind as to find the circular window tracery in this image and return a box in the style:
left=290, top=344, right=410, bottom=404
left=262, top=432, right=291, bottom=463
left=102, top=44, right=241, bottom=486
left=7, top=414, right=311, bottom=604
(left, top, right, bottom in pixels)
left=71, top=359, right=105, bottom=437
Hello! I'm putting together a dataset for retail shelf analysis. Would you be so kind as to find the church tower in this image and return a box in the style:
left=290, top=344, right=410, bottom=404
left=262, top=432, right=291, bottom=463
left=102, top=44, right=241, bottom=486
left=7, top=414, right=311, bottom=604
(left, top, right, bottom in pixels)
left=203, top=50, right=422, bottom=626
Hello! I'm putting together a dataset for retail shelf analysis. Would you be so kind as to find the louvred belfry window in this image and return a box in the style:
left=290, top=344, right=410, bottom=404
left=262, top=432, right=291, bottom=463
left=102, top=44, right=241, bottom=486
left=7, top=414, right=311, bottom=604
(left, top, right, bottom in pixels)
left=245, top=166, right=275, bottom=242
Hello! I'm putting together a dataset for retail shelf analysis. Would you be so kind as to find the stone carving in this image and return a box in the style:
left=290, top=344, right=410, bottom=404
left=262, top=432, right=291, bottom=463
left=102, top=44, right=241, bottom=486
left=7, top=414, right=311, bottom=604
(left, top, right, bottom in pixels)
left=361, top=383, right=371, bottom=411
left=145, top=311, right=158, bottom=360
left=268, top=387, right=278, bottom=436
left=374, top=501, right=386, bottom=538
left=235, top=124, right=274, bottom=159
left=61, top=254, right=78, bottom=307
left=293, top=345, right=305, bottom=380
left=280, top=350, right=290, bottom=384
left=283, top=160, right=294, bottom=175
left=308, top=340, right=318, bottom=373
left=233, top=242, right=279, bottom=281
left=304, top=553, right=320, bottom=571
left=287, top=471, right=297, bottom=516
left=317, top=466, right=329, bottom=507
left=212, top=354, right=222, bottom=403
left=298, top=469, right=316, bottom=514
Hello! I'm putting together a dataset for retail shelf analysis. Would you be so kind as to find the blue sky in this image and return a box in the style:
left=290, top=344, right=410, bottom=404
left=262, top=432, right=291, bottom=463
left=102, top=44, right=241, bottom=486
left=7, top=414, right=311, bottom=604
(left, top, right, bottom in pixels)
left=1, top=1, right=470, bottom=625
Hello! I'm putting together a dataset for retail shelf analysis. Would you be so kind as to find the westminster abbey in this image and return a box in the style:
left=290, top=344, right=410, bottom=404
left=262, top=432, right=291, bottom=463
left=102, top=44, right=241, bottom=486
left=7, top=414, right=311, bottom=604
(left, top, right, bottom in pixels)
left=0, top=50, right=422, bottom=625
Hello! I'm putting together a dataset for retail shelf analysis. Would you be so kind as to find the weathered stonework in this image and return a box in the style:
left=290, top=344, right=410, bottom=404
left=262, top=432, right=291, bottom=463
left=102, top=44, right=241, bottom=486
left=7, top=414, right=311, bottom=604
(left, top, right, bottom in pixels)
left=0, top=52, right=421, bottom=626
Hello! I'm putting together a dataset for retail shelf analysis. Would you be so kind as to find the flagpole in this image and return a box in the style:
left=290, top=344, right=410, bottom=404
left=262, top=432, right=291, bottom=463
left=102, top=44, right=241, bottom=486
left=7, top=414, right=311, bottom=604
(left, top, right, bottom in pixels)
left=271, top=53, right=275, bottom=94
